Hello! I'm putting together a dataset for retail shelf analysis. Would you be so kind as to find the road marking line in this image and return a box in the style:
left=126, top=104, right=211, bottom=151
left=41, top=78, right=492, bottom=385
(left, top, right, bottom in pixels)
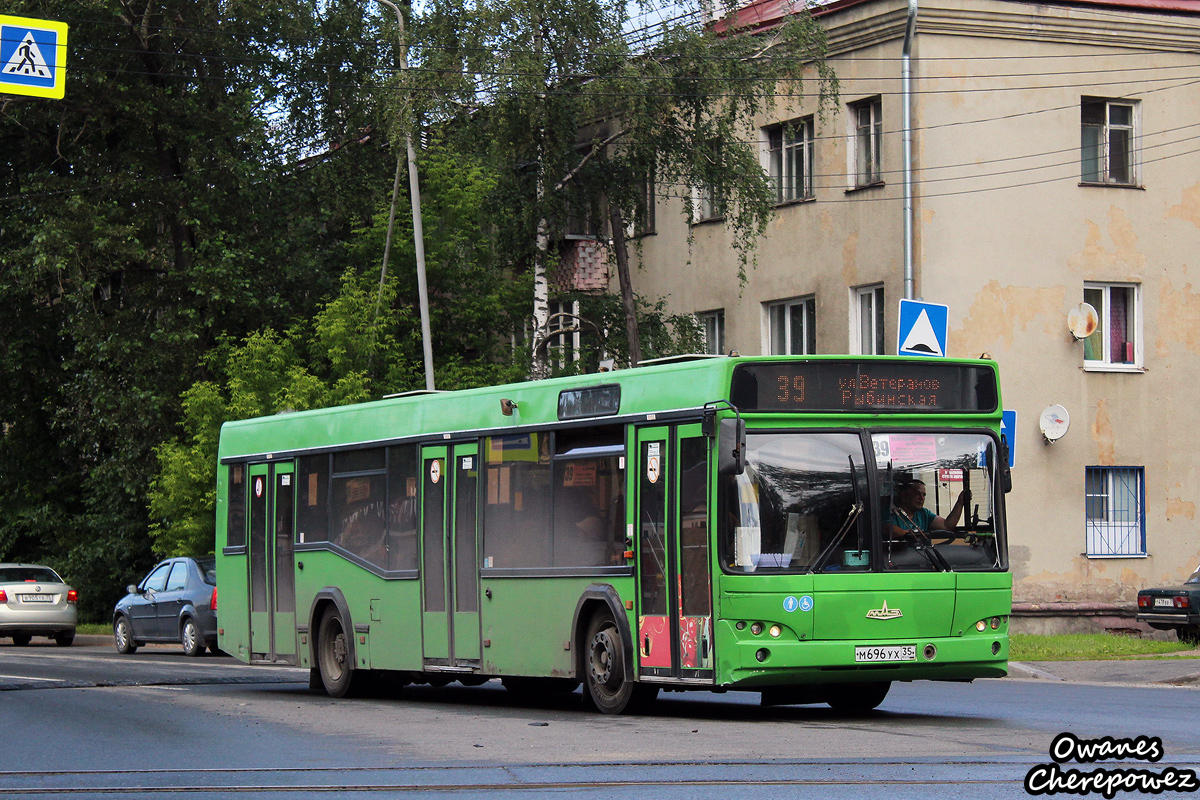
left=0, top=674, right=65, bottom=682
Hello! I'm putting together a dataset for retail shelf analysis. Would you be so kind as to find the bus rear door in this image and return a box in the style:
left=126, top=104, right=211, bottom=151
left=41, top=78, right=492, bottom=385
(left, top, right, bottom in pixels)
left=634, top=424, right=714, bottom=684
left=247, top=461, right=297, bottom=664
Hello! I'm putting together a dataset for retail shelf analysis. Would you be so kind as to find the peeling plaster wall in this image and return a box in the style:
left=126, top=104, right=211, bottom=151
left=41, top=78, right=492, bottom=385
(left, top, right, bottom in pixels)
left=622, top=0, right=1200, bottom=605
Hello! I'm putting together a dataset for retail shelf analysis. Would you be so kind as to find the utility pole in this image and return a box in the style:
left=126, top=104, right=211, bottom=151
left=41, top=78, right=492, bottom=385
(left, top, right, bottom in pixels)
left=376, top=0, right=435, bottom=391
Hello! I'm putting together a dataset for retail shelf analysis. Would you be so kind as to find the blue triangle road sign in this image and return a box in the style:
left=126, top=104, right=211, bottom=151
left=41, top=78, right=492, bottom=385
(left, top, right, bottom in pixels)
left=897, top=299, right=949, bottom=358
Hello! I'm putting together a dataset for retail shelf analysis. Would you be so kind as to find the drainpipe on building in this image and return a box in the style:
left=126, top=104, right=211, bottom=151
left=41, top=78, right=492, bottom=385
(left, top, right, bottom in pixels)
left=902, top=0, right=918, bottom=300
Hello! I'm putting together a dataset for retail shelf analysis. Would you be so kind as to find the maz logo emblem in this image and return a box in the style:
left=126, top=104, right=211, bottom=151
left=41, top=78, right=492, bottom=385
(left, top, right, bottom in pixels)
left=866, top=601, right=903, bottom=620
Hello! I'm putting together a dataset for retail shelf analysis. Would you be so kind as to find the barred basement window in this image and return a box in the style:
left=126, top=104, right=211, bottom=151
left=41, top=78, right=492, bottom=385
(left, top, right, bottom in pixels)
left=1085, top=467, right=1146, bottom=557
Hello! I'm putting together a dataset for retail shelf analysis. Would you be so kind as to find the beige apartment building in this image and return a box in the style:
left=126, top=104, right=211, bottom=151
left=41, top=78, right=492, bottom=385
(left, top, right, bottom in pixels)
left=584, top=0, right=1200, bottom=629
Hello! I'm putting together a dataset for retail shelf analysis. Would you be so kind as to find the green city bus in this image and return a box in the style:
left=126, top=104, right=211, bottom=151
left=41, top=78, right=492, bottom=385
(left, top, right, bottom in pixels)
left=215, top=355, right=1011, bottom=713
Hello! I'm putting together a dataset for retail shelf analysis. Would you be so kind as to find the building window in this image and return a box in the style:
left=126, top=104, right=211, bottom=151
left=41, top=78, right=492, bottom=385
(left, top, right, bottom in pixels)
left=1085, top=467, right=1146, bottom=557
left=697, top=309, right=725, bottom=355
left=1083, top=283, right=1140, bottom=368
left=633, top=178, right=656, bottom=236
left=766, top=117, right=815, bottom=203
left=854, top=285, right=885, bottom=355
left=1081, top=98, right=1137, bottom=186
left=766, top=297, right=816, bottom=355
left=851, top=97, right=883, bottom=187
left=547, top=299, right=580, bottom=369
left=696, top=183, right=722, bottom=222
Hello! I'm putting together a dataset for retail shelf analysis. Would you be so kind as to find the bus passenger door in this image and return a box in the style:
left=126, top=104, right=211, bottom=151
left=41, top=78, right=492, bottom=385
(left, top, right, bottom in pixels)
left=450, top=445, right=481, bottom=665
left=421, top=444, right=481, bottom=669
left=247, top=461, right=297, bottom=663
left=634, top=425, right=715, bottom=683
left=420, top=447, right=450, bottom=664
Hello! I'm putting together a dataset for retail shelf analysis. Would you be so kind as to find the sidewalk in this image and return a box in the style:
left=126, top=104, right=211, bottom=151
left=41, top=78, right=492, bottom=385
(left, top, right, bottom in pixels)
left=1008, top=654, right=1200, bottom=687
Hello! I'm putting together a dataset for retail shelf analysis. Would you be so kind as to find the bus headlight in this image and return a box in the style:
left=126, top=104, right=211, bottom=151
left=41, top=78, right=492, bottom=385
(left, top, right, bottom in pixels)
left=976, top=620, right=987, bottom=632
left=750, top=622, right=763, bottom=636
left=769, top=625, right=781, bottom=638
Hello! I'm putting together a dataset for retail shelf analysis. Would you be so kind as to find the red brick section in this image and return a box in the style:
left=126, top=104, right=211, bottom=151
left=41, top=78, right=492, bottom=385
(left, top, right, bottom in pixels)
left=551, top=239, right=611, bottom=293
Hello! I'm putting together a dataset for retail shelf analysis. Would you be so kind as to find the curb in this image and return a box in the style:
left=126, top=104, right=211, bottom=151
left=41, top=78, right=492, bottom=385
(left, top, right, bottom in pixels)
left=1007, top=661, right=1065, bottom=681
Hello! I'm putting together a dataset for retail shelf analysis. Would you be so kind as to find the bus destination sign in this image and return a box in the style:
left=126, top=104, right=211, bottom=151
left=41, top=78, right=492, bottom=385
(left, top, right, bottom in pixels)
left=729, top=361, right=998, bottom=413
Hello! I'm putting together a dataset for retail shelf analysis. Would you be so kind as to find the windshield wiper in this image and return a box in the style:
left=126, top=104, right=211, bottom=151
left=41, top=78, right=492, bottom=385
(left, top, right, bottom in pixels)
left=810, top=501, right=864, bottom=574
left=909, top=534, right=952, bottom=572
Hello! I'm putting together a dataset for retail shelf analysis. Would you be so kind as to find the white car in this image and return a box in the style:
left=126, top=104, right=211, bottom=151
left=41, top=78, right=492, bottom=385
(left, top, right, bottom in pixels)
left=0, top=563, right=78, bottom=646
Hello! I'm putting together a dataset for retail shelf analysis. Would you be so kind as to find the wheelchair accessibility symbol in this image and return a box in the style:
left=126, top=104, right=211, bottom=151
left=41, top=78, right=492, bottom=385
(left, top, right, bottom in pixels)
left=784, top=595, right=814, bottom=613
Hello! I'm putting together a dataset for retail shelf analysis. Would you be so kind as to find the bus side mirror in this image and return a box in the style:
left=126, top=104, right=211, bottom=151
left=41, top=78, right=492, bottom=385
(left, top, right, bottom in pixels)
left=718, top=418, right=746, bottom=476
left=999, top=440, right=1012, bottom=494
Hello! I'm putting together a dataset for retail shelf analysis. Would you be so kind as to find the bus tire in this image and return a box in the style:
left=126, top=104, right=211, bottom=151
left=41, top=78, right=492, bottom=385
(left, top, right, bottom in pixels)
left=825, top=681, right=891, bottom=713
left=316, top=607, right=355, bottom=697
left=583, top=610, right=655, bottom=714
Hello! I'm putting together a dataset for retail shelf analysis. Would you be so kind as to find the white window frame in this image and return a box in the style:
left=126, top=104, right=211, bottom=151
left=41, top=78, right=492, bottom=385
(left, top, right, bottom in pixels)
left=1085, top=466, right=1146, bottom=558
left=765, top=296, right=816, bottom=355
left=764, top=117, right=815, bottom=204
left=697, top=309, right=725, bottom=355
left=693, top=184, right=723, bottom=223
left=1081, top=97, right=1139, bottom=186
left=1082, top=282, right=1142, bottom=371
left=852, top=285, right=885, bottom=355
left=849, top=97, right=883, bottom=188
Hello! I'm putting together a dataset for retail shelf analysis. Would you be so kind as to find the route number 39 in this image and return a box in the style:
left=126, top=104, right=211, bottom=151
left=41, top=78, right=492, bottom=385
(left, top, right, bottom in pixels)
left=776, top=375, right=806, bottom=403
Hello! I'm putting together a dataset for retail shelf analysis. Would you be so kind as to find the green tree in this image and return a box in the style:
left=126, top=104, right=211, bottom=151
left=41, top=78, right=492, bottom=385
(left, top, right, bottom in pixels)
left=148, top=142, right=528, bottom=555
left=411, top=0, right=837, bottom=371
left=0, top=0, right=396, bottom=619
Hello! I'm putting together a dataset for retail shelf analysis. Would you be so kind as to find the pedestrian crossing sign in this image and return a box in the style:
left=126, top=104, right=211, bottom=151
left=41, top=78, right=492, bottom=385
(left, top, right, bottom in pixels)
left=1, top=15, right=68, bottom=99
left=897, top=298, right=949, bottom=358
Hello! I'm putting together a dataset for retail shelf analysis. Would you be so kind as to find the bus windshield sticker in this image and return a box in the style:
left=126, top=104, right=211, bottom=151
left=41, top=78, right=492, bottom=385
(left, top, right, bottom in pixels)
left=887, top=435, right=937, bottom=465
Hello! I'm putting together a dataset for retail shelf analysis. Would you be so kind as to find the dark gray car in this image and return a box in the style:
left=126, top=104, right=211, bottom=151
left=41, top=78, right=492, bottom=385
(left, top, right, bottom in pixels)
left=113, top=557, right=217, bottom=656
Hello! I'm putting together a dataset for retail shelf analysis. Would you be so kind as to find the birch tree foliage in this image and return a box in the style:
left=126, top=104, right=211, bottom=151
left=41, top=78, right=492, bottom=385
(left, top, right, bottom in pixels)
left=407, top=0, right=838, bottom=368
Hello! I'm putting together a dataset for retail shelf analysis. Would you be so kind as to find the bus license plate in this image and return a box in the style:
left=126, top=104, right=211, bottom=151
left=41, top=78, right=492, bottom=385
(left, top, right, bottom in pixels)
left=854, top=645, right=916, bottom=663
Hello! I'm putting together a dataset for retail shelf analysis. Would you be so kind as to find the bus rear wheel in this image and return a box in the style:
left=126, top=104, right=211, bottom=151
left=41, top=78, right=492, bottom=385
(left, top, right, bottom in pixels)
left=583, top=610, right=656, bottom=714
left=825, top=681, right=891, bottom=713
left=316, top=608, right=355, bottom=697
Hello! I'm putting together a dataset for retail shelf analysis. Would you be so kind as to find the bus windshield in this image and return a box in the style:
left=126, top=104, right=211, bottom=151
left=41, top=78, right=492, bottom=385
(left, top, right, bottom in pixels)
left=720, top=430, right=1005, bottom=574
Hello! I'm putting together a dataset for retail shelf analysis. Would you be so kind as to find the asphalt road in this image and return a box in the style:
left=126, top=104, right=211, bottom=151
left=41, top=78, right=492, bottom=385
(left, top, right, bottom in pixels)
left=1, top=640, right=1198, bottom=799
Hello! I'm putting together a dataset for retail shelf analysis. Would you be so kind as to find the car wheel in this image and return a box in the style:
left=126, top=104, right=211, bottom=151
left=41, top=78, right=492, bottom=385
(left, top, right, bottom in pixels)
left=114, top=616, right=138, bottom=654
left=54, top=632, right=74, bottom=647
left=181, top=618, right=203, bottom=657
left=582, top=610, right=656, bottom=714
left=316, top=607, right=356, bottom=697
left=11, top=634, right=31, bottom=647
left=826, top=681, right=892, bottom=713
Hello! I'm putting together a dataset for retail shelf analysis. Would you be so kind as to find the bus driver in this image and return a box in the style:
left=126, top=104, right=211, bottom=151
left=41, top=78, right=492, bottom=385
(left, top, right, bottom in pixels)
left=890, top=478, right=968, bottom=540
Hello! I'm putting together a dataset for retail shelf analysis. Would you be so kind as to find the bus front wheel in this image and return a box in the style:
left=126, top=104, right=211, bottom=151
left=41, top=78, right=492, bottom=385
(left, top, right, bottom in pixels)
left=583, top=610, right=656, bottom=714
left=316, top=607, right=355, bottom=697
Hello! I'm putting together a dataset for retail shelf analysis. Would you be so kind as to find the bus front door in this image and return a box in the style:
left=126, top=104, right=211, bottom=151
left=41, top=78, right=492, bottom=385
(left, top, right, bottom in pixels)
left=420, top=444, right=481, bottom=670
left=247, top=461, right=298, bottom=664
left=634, top=425, right=714, bottom=684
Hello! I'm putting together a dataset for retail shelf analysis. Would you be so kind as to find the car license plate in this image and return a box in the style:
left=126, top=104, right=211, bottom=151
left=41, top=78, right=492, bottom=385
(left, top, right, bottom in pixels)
left=1154, top=597, right=1174, bottom=608
left=854, top=645, right=916, bottom=663
left=21, top=594, right=52, bottom=603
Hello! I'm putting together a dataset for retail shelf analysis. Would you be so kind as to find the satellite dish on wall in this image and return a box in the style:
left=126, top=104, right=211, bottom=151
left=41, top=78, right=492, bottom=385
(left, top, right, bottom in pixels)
left=1068, top=303, right=1099, bottom=340
left=1039, top=404, right=1070, bottom=443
